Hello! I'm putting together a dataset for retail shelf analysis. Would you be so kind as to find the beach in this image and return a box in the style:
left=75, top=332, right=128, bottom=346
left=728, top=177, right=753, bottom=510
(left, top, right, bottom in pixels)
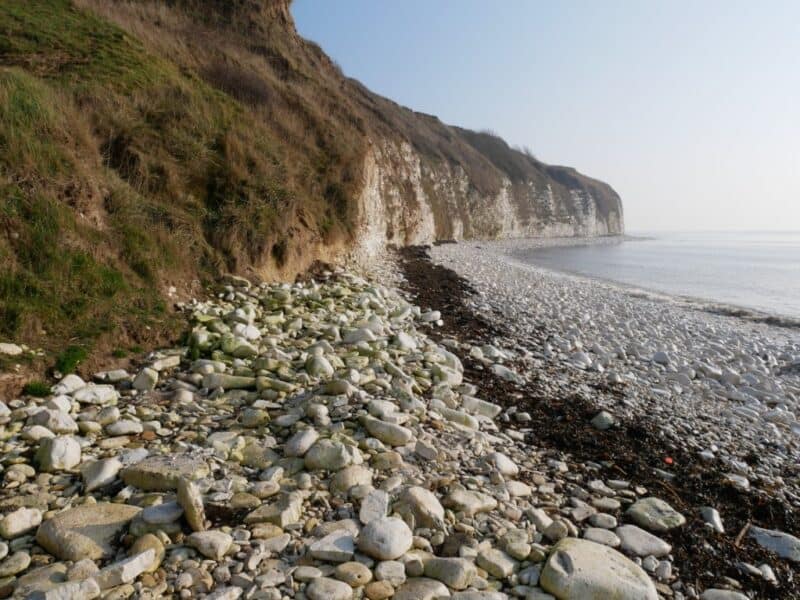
left=0, top=241, right=798, bottom=599
left=397, top=237, right=800, bottom=597
left=427, top=237, right=800, bottom=470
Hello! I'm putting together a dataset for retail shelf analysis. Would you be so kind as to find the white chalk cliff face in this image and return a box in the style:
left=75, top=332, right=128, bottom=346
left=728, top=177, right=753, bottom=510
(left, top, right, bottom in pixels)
left=355, top=139, right=624, bottom=257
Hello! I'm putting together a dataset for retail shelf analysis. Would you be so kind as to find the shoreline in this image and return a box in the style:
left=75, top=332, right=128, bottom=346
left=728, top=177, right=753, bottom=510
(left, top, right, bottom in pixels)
left=400, top=243, right=800, bottom=597
left=468, top=235, right=800, bottom=330
left=428, top=238, right=800, bottom=441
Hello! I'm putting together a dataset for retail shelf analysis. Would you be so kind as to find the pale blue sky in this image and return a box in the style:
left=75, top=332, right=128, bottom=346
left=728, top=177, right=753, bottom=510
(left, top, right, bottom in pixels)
left=292, top=0, right=800, bottom=232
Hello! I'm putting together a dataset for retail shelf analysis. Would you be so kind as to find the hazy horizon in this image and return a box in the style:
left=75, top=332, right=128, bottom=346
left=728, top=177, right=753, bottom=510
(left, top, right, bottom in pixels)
left=293, top=0, right=800, bottom=232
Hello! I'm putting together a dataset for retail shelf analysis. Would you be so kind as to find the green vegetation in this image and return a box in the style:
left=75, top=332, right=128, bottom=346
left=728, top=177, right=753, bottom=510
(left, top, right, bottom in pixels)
left=22, top=380, right=51, bottom=397
left=0, top=68, right=164, bottom=352
left=55, top=346, right=88, bottom=374
left=0, top=0, right=348, bottom=368
left=0, top=1, right=163, bottom=88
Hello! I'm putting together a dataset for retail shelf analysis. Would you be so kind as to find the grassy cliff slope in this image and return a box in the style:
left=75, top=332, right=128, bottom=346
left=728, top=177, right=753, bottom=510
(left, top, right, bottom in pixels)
left=0, top=0, right=622, bottom=376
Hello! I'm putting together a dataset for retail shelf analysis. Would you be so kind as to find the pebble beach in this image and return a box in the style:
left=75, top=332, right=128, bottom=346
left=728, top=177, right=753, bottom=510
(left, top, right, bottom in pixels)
left=423, top=238, right=800, bottom=596
left=0, top=239, right=797, bottom=599
left=431, top=238, right=800, bottom=501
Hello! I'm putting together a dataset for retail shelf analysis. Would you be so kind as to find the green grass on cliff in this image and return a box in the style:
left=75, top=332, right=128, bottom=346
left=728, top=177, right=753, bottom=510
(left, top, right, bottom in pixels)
left=0, top=6, right=142, bottom=352
left=0, top=0, right=164, bottom=88
left=0, top=0, right=313, bottom=369
left=0, top=69, right=134, bottom=344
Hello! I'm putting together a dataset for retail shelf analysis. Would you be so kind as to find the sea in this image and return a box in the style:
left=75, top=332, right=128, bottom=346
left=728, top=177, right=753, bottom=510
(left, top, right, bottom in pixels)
left=515, top=231, right=800, bottom=323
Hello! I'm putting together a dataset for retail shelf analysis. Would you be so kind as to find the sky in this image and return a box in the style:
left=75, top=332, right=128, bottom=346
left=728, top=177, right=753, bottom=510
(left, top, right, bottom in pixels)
left=292, top=0, right=800, bottom=232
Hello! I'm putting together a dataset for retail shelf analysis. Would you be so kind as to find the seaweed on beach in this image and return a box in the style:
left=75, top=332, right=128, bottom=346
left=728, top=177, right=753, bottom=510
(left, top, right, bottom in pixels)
left=399, top=245, right=800, bottom=599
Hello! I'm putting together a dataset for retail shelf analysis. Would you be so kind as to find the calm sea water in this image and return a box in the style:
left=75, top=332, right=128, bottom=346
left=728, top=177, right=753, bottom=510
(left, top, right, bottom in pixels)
left=517, top=231, right=800, bottom=320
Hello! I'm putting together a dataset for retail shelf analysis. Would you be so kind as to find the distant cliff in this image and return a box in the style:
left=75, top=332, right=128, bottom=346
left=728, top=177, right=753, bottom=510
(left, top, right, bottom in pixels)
left=355, top=136, right=623, bottom=258
left=78, top=0, right=624, bottom=256
left=0, top=0, right=622, bottom=362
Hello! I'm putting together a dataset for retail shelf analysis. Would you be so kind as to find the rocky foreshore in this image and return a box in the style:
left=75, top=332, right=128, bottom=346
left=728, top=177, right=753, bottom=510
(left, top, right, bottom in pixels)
left=420, top=238, right=800, bottom=598
left=0, top=249, right=797, bottom=600
left=429, top=239, right=800, bottom=502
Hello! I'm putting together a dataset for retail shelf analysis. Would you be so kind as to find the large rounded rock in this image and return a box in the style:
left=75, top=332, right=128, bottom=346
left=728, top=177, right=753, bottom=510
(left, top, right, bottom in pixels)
left=330, top=465, right=373, bottom=495
left=476, top=548, right=516, bottom=579
left=362, top=416, right=413, bottom=447
left=540, top=538, right=657, bottom=600
left=307, top=576, right=353, bottom=600
left=358, top=517, right=412, bottom=560
left=749, top=526, right=800, bottom=562
left=30, top=408, right=78, bottom=434
left=393, top=578, right=451, bottom=600
left=423, top=557, right=476, bottom=590
left=444, top=489, right=497, bottom=517
left=36, top=503, right=142, bottom=561
left=627, top=497, right=686, bottom=532
left=485, top=452, right=518, bottom=477
left=365, top=580, right=394, bottom=599
left=35, top=435, right=81, bottom=471
left=81, top=457, right=123, bottom=492
left=395, top=486, right=445, bottom=529
left=51, top=373, right=85, bottom=395
left=306, top=355, right=334, bottom=378
left=0, top=343, right=23, bottom=356
left=0, top=507, right=42, bottom=539
left=304, top=440, right=352, bottom=471
left=187, top=530, right=233, bottom=560
left=131, top=534, right=165, bottom=573
left=374, top=560, right=406, bottom=586
left=615, top=525, right=672, bottom=557
left=284, top=428, right=319, bottom=457
left=0, top=552, right=31, bottom=577
left=73, top=383, right=117, bottom=404
left=392, top=331, right=417, bottom=351
left=335, top=561, right=373, bottom=587
left=133, top=367, right=158, bottom=391
left=343, top=328, right=376, bottom=344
